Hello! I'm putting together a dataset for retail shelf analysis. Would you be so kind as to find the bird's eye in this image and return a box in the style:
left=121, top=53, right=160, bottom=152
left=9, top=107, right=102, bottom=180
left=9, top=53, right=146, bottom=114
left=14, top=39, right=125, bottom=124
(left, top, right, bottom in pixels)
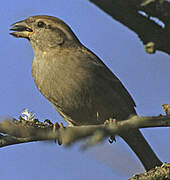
left=37, top=21, right=45, bottom=28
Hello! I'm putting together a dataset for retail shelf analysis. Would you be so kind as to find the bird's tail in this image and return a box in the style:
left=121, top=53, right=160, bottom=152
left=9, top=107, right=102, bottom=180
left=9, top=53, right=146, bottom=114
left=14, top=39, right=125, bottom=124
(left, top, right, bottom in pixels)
left=120, top=129, right=162, bottom=171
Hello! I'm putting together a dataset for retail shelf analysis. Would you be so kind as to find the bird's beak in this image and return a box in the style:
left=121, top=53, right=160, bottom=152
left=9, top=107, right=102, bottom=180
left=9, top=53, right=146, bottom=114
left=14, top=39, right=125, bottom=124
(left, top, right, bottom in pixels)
left=10, top=20, right=33, bottom=39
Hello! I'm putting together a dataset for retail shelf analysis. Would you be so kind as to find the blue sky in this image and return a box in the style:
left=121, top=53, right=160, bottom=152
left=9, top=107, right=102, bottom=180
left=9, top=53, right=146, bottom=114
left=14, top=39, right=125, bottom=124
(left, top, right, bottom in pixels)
left=0, top=0, right=170, bottom=179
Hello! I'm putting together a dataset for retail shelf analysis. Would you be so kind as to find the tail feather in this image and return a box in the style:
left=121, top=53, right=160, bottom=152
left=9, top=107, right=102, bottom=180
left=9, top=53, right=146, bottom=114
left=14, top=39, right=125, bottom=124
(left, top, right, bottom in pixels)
left=120, top=129, right=162, bottom=171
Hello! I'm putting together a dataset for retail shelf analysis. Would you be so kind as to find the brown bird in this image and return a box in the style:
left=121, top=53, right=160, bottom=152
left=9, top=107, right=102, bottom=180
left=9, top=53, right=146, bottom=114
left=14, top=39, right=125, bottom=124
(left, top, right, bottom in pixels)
left=10, top=15, right=162, bottom=170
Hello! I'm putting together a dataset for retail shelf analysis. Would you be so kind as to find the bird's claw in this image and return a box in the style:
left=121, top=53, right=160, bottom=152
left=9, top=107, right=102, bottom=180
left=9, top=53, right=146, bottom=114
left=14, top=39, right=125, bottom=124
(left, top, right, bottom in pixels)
left=104, top=118, right=117, bottom=143
left=104, top=118, right=117, bottom=125
left=109, top=136, right=116, bottom=143
left=53, top=122, right=65, bottom=145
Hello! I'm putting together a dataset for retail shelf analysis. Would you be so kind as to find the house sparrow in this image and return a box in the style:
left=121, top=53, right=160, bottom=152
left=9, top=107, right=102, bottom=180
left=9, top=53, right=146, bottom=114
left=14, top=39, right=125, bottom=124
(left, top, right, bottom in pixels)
left=10, top=15, right=162, bottom=170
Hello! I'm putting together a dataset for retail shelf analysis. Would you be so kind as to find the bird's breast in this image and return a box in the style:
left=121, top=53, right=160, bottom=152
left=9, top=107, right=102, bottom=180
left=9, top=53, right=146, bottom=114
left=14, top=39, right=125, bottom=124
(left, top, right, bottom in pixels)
left=31, top=52, right=93, bottom=111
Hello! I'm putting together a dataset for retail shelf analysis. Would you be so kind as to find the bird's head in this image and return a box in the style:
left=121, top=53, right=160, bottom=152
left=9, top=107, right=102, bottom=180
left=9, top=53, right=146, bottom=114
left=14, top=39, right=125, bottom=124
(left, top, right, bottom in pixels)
left=10, top=15, right=80, bottom=50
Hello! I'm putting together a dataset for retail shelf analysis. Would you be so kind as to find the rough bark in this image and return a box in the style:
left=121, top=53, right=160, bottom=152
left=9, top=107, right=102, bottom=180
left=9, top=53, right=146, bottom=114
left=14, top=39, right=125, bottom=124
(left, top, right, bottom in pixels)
left=89, top=0, right=170, bottom=55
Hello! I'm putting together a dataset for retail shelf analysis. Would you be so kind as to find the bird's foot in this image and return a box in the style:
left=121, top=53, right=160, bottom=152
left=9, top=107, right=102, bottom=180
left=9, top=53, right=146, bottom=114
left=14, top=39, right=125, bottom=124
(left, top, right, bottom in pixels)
left=53, top=122, right=65, bottom=145
left=104, top=118, right=117, bottom=125
left=109, top=136, right=116, bottom=143
left=104, top=118, right=117, bottom=143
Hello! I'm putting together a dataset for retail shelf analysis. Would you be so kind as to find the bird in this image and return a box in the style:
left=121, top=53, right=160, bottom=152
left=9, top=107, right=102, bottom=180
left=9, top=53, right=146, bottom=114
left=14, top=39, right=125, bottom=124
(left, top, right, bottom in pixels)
left=10, top=15, right=162, bottom=171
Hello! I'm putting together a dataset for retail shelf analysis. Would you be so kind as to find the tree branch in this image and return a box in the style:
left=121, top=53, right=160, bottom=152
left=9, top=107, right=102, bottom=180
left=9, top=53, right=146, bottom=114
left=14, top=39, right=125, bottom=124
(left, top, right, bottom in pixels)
left=1, top=110, right=170, bottom=178
left=89, top=0, right=170, bottom=55
left=0, top=114, right=170, bottom=148
left=129, top=163, right=170, bottom=180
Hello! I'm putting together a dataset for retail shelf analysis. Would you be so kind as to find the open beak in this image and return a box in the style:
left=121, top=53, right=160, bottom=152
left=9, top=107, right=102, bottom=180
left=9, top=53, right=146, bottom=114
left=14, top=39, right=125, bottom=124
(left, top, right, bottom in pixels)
left=10, top=20, right=33, bottom=39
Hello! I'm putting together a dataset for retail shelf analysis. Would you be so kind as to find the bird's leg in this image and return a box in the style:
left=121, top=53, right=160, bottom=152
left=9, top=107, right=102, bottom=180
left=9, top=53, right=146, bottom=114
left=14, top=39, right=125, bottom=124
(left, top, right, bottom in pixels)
left=44, top=119, right=64, bottom=145
left=104, top=118, right=117, bottom=143
left=53, top=122, right=65, bottom=145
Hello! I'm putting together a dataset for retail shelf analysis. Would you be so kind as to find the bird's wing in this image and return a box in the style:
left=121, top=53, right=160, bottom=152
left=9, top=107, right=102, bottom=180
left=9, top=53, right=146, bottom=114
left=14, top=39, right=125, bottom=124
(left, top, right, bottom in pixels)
left=82, top=47, right=136, bottom=110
